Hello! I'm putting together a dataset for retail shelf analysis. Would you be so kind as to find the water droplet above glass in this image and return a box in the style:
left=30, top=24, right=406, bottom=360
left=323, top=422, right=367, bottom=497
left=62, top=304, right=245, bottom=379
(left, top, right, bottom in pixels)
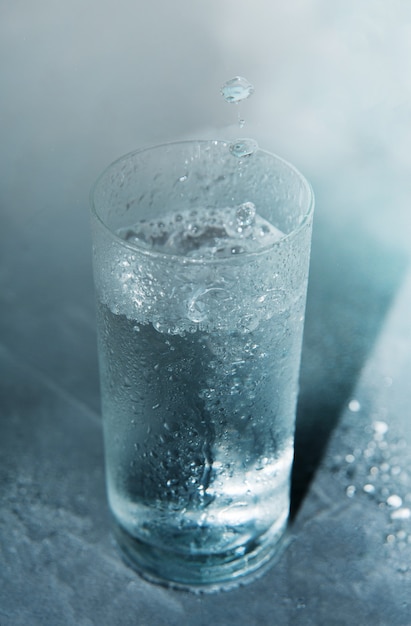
left=221, top=76, right=255, bottom=103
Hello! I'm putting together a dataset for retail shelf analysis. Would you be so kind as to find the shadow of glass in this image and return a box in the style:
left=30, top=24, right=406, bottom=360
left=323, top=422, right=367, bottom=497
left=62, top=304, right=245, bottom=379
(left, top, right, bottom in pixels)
left=290, top=214, right=408, bottom=518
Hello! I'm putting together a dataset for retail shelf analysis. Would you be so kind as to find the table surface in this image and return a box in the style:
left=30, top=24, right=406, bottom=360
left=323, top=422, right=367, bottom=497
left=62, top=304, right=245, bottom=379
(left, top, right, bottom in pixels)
left=1, top=3, right=411, bottom=624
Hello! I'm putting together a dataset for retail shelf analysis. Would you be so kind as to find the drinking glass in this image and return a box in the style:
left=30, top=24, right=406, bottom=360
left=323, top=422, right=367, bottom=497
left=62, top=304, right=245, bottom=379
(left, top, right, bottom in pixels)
left=90, top=139, right=314, bottom=591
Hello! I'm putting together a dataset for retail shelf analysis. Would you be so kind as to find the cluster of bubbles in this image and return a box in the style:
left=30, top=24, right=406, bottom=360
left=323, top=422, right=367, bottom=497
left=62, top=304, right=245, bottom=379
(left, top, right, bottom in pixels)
left=338, top=397, right=411, bottom=551
left=117, top=204, right=284, bottom=260
left=96, top=201, right=290, bottom=336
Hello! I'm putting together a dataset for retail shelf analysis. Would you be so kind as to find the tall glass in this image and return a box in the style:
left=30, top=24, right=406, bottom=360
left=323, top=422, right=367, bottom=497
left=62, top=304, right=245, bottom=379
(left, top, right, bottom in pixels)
left=90, top=140, right=314, bottom=591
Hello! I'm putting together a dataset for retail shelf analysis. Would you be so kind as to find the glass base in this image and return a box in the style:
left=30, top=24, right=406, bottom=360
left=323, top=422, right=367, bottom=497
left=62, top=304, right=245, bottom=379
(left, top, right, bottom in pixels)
left=112, top=514, right=291, bottom=593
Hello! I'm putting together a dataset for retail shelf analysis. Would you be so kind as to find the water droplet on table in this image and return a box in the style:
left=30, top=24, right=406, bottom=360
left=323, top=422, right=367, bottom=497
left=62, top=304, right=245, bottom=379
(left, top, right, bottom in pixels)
left=387, top=494, right=403, bottom=508
left=373, top=420, right=389, bottom=436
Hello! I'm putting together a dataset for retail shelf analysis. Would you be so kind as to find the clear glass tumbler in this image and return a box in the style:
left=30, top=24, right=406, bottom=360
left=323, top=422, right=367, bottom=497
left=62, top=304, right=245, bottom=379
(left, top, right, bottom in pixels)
left=90, top=140, right=314, bottom=591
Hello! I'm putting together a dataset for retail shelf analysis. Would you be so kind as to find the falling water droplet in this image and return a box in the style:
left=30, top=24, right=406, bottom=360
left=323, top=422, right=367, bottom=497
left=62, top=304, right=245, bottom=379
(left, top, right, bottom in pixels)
left=229, top=138, right=259, bottom=158
left=221, top=76, right=254, bottom=103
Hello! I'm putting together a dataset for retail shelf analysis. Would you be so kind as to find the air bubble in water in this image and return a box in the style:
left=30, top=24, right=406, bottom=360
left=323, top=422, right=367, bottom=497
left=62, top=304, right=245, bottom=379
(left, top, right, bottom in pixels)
left=236, top=202, right=256, bottom=227
left=220, top=76, right=254, bottom=103
left=229, top=138, right=259, bottom=158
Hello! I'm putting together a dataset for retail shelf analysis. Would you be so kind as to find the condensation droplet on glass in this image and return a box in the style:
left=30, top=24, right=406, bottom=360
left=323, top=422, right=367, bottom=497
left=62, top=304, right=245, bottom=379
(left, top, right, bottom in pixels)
left=346, top=485, right=356, bottom=498
left=387, top=494, right=403, bottom=508
left=229, top=138, right=259, bottom=158
left=345, top=454, right=355, bottom=463
left=220, top=76, right=255, bottom=103
left=348, top=399, right=361, bottom=412
left=363, top=483, right=376, bottom=495
left=187, top=296, right=207, bottom=323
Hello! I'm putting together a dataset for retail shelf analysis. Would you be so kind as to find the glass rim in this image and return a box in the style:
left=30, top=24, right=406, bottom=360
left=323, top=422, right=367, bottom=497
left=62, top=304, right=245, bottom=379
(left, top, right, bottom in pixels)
left=90, top=139, right=315, bottom=265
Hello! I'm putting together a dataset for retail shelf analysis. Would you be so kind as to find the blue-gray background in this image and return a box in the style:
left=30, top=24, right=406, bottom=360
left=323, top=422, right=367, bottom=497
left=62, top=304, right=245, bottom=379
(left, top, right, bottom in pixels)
left=1, top=2, right=411, bottom=624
